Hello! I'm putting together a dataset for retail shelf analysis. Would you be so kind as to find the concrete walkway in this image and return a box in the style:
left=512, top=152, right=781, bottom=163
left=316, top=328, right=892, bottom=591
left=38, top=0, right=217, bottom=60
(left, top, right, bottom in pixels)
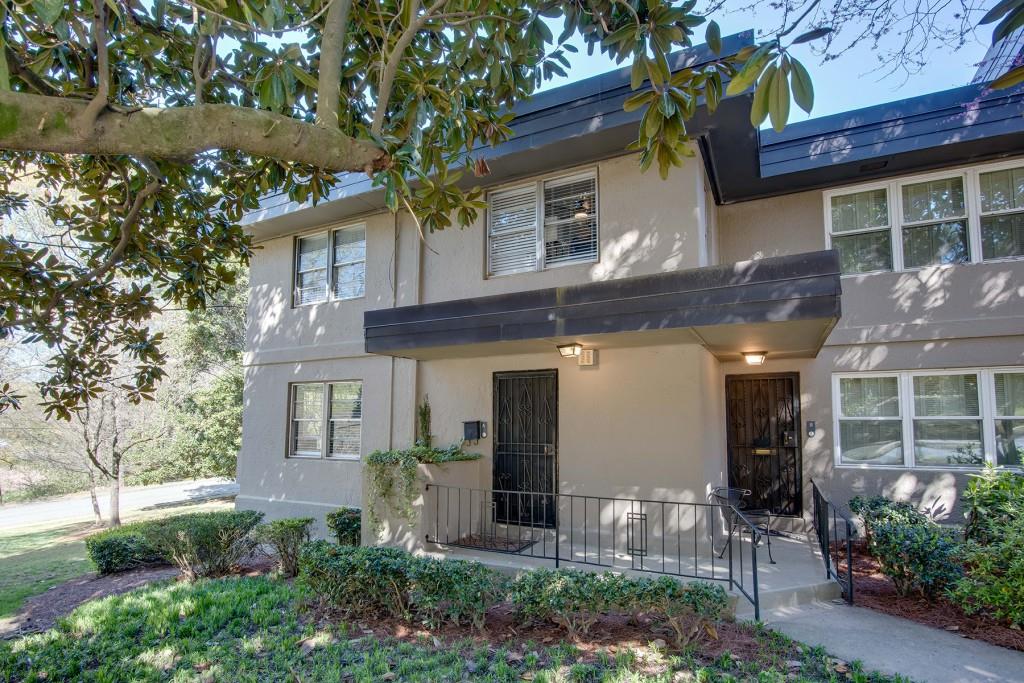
left=766, top=601, right=1024, bottom=683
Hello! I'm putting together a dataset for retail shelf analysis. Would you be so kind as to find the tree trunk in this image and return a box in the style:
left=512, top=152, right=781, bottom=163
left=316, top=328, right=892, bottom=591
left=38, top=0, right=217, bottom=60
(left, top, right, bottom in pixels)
left=87, top=470, right=103, bottom=527
left=108, top=463, right=122, bottom=528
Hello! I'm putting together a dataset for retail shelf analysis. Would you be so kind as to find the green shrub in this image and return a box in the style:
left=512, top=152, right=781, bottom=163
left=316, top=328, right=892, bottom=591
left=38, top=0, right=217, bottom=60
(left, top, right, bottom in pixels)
left=849, top=495, right=928, bottom=547
left=144, top=510, right=263, bottom=581
left=298, top=541, right=414, bottom=619
left=951, top=517, right=1024, bottom=626
left=325, top=507, right=361, bottom=546
left=255, top=517, right=314, bottom=577
left=86, top=522, right=166, bottom=574
left=510, top=568, right=630, bottom=638
left=870, top=521, right=961, bottom=599
left=962, top=466, right=1024, bottom=544
left=631, top=578, right=729, bottom=648
left=409, top=557, right=508, bottom=631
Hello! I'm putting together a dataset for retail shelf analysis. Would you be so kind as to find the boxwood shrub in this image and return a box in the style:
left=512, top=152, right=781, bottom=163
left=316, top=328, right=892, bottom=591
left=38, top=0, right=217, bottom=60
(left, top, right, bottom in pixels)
left=143, top=510, right=263, bottom=581
left=409, top=556, right=508, bottom=631
left=849, top=495, right=929, bottom=548
left=962, top=466, right=1024, bottom=544
left=255, top=517, right=314, bottom=577
left=325, top=506, right=361, bottom=546
left=86, top=522, right=166, bottom=575
left=951, top=517, right=1024, bottom=626
left=510, top=568, right=629, bottom=638
left=298, top=541, right=416, bottom=619
left=631, top=576, right=730, bottom=648
left=870, top=520, right=961, bottom=599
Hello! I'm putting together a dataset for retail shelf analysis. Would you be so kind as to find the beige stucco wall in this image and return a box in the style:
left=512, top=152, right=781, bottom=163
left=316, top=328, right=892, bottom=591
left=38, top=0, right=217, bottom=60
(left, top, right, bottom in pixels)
left=420, top=152, right=708, bottom=303
left=714, top=186, right=1024, bottom=522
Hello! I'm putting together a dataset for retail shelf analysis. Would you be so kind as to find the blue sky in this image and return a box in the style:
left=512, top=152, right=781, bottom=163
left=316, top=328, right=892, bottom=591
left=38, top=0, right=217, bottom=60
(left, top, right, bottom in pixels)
left=537, top=4, right=994, bottom=121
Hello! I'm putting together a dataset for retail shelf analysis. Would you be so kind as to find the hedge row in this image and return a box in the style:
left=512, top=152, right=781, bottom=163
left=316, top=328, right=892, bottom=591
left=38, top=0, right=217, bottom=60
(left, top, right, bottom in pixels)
left=298, top=541, right=729, bottom=646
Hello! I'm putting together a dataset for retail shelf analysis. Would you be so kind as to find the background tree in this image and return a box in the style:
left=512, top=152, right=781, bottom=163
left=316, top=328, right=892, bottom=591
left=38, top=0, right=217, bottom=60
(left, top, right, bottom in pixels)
left=0, top=0, right=1018, bottom=420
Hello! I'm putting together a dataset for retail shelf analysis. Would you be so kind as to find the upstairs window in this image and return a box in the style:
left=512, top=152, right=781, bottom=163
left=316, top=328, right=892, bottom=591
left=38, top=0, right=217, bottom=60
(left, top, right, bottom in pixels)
left=488, top=171, right=598, bottom=277
left=293, top=224, right=366, bottom=306
left=979, top=166, right=1024, bottom=260
left=824, top=160, right=1024, bottom=274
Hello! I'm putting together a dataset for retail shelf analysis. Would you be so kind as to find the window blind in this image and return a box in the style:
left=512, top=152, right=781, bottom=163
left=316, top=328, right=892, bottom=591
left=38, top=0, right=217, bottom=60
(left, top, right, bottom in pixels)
left=543, top=175, right=597, bottom=266
left=488, top=185, right=538, bottom=276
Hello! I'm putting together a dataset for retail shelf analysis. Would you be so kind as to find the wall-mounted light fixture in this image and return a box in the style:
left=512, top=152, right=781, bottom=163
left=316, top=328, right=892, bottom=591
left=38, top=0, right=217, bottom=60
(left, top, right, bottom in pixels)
left=743, top=351, right=767, bottom=366
left=557, top=343, right=583, bottom=358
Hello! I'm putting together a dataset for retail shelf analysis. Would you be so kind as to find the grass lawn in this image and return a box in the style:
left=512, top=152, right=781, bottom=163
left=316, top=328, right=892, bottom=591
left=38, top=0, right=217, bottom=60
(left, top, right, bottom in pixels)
left=0, top=499, right=234, bottom=619
left=0, top=575, right=912, bottom=683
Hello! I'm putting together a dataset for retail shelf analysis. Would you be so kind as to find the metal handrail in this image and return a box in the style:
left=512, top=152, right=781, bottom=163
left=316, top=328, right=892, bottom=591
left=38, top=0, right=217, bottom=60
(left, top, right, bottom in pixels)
left=423, top=483, right=762, bottom=620
left=810, top=479, right=855, bottom=604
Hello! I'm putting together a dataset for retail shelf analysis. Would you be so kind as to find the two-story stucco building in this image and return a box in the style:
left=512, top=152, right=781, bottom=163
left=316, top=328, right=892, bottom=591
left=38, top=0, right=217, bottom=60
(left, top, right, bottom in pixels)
left=236, top=31, right=1024, bottom=609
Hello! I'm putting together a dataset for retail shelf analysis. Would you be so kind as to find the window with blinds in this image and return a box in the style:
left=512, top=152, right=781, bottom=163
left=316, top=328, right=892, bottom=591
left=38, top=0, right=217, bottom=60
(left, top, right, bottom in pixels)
left=287, top=380, right=363, bottom=460
left=543, top=174, right=598, bottom=266
left=333, top=226, right=366, bottom=300
left=289, top=383, right=324, bottom=457
left=833, top=369, right=1021, bottom=470
left=487, top=170, right=598, bottom=277
left=293, top=224, right=366, bottom=306
left=488, top=185, right=538, bottom=276
left=328, top=381, right=362, bottom=459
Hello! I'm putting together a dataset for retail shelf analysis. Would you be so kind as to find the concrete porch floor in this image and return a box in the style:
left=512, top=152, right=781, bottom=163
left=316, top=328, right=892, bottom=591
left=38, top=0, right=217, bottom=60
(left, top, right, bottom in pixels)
left=421, top=530, right=840, bottom=617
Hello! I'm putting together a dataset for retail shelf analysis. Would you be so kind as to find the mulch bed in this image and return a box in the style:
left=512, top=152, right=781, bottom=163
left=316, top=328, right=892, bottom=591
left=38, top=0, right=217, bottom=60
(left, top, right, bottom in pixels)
left=306, top=601, right=795, bottom=673
left=0, top=554, right=276, bottom=640
left=833, top=540, right=1024, bottom=652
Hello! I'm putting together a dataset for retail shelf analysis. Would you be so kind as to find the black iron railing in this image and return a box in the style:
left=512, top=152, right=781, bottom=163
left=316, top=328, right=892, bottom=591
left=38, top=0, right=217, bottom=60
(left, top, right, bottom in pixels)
left=423, top=484, right=763, bottom=619
left=810, top=480, right=855, bottom=604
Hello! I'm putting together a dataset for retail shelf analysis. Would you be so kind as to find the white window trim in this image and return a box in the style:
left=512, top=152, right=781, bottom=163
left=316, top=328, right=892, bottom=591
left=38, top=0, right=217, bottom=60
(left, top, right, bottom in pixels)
left=823, top=158, right=1024, bottom=276
left=293, top=222, right=367, bottom=307
left=287, top=380, right=363, bottom=461
left=833, top=367, right=1024, bottom=471
left=486, top=168, right=600, bottom=278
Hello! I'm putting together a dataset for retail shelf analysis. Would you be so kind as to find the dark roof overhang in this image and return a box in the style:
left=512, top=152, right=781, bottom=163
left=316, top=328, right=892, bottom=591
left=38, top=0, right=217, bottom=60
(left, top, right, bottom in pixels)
left=242, top=31, right=756, bottom=240
left=703, top=82, right=1024, bottom=204
left=363, top=250, right=841, bottom=360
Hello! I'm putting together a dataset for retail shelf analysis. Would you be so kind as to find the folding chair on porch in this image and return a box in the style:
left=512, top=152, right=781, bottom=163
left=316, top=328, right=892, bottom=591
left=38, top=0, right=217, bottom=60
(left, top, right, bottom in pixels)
left=708, top=486, right=776, bottom=564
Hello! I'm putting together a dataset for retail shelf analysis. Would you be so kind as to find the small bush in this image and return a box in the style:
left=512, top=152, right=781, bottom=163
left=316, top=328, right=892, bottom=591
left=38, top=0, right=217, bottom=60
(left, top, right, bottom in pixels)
left=510, top=568, right=630, bottom=639
left=325, top=507, right=361, bottom=546
left=298, top=541, right=414, bottom=619
left=255, top=517, right=314, bottom=577
left=951, top=517, right=1024, bottom=626
left=871, top=520, right=961, bottom=599
left=631, top=578, right=729, bottom=648
left=409, top=557, right=508, bottom=631
left=849, top=495, right=928, bottom=547
left=144, top=510, right=263, bottom=581
left=962, top=466, right=1024, bottom=544
left=86, top=523, right=165, bottom=574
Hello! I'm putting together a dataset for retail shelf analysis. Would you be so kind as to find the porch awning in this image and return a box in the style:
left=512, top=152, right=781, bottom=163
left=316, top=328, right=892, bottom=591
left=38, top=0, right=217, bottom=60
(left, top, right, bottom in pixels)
left=363, top=250, right=841, bottom=361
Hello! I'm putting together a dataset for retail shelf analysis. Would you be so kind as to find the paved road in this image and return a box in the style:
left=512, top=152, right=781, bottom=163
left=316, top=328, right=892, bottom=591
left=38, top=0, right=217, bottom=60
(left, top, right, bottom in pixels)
left=0, top=478, right=239, bottom=531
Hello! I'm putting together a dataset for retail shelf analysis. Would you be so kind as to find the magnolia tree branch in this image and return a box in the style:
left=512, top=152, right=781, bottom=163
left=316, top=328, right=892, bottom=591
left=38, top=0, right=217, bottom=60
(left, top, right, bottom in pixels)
left=0, top=91, right=387, bottom=171
left=80, top=3, right=110, bottom=133
left=370, top=0, right=449, bottom=136
left=316, top=0, right=354, bottom=127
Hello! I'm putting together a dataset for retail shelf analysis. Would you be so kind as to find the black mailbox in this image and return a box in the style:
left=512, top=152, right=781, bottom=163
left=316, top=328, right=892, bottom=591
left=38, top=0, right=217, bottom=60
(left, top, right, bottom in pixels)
left=463, top=420, right=486, bottom=441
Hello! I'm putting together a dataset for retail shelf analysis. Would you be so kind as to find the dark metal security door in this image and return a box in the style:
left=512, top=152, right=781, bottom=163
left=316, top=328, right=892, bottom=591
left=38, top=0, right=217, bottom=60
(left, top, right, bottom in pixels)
left=493, top=370, right=557, bottom=528
left=725, top=373, right=802, bottom=516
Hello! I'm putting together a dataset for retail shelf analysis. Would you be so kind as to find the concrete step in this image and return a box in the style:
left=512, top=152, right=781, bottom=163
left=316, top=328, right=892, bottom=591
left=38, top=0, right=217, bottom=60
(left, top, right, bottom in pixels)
left=734, top=579, right=843, bottom=619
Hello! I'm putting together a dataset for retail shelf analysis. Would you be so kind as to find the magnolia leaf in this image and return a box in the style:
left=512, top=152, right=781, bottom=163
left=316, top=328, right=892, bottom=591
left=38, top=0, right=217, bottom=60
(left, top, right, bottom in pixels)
left=32, top=0, right=63, bottom=26
left=791, top=27, right=833, bottom=44
left=979, top=0, right=1023, bottom=24
left=789, top=57, right=814, bottom=113
left=623, top=90, right=654, bottom=112
left=0, top=33, right=9, bottom=92
left=993, top=4, right=1024, bottom=41
left=706, top=20, right=722, bottom=54
left=631, top=56, right=646, bottom=90
left=768, top=61, right=790, bottom=132
left=725, top=42, right=775, bottom=95
left=749, top=64, right=776, bottom=126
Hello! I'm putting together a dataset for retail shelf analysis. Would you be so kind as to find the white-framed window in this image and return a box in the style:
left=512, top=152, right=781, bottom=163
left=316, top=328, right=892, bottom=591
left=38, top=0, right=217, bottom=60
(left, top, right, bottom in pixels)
left=833, top=368, right=1024, bottom=469
left=288, top=380, right=363, bottom=460
left=824, top=159, right=1024, bottom=275
left=293, top=224, right=366, bottom=306
left=487, top=170, right=598, bottom=277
